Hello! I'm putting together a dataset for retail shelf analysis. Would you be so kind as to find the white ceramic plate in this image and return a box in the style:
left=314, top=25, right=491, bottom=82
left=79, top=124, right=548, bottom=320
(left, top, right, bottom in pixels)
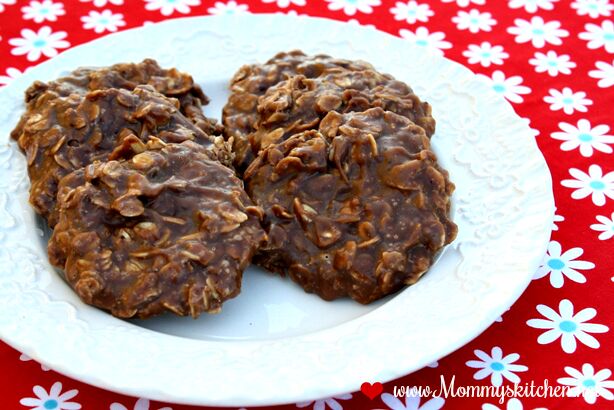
left=0, top=14, right=554, bottom=407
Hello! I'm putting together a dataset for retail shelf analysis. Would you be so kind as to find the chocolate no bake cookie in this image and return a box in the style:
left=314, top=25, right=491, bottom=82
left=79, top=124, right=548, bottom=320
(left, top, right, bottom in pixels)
left=10, top=51, right=457, bottom=316
left=48, top=141, right=266, bottom=318
left=248, top=68, right=435, bottom=160
left=16, top=59, right=222, bottom=136
left=244, top=108, right=456, bottom=303
left=223, top=50, right=374, bottom=172
left=11, top=85, right=230, bottom=227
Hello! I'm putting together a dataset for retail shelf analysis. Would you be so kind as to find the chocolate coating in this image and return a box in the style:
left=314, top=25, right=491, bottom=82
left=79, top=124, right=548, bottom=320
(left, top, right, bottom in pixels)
left=19, top=59, right=222, bottom=136
left=11, top=85, right=230, bottom=227
left=249, top=68, right=435, bottom=158
left=222, top=50, right=373, bottom=172
left=48, top=141, right=266, bottom=319
left=244, top=108, right=456, bottom=303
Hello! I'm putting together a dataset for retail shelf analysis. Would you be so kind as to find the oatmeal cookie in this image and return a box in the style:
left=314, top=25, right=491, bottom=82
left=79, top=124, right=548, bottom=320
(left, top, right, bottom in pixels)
left=223, top=50, right=373, bottom=172
left=11, top=85, right=230, bottom=226
left=244, top=108, right=456, bottom=303
left=48, top=141, right=266, bottom=318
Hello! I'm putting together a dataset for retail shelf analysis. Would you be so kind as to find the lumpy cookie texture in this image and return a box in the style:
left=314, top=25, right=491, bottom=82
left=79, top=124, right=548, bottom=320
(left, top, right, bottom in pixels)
left=245, top=108, right=457, bottom=303
left=250, top=68, right=435, bottom=158
left=18, top=59, right=222, bottom=136
left=48, top=141, right=266, bottom=319
left=10, top=52, right=456, bottom=316
left=11, top=85, right=230, bottom=227
left=222, top=50, right=374, bottom=171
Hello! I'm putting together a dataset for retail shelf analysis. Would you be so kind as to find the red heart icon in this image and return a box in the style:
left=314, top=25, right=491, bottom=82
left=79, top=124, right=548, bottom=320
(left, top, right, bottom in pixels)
left=361, top=381, right=383, bottom=400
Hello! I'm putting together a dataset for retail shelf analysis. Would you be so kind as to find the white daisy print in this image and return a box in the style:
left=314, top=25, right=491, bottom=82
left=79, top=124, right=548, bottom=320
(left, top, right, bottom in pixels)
left=553, top=211, right=564, bottom=231
left=452, top=9, right=496, bottom=33
left=390, top=1, right=433, bottom=24
left=19, top=353, right=50, bottom=371
left=508, top=0, right=558, bottom=13
left=529, top=51, right=575, bottom=76
left=207, top=1, right=249, bottom=15
left=399, top=27, right=452, bottom=56
left=0, top=0, right=16, bottom=13
left=9, top=26, right=69, bottom=62
left=591, top=212, right=614, bottom=240
left=544, top=87, right=592, bottom=114
left=572, top=0, right=613, bottom=18
left=463, top=42, right=509, bottom=67
left=110, top=398, right=172, bottom=410
left=558, top=363, right=614, bottom=404
left=561, top=165, right=614, bottom=206
left=551, top=119, right=614, bottom=157
left=262, top=0, right=305, bottom=8
left=0, top=67, right=29, bottom=86
left=477, top=70, right=531, bottom=104
left=466, top=347, right=528, bottom=387
left=79, top=0, right=123, bottom=6
left=527, top=299, right=608, bottom=353
left=144, top=0, right=200, bottom=16
left=441, top=0, right=485, bottom=7
left=533, top=240, right=594, bottom=288
left=297, top=393, right=352, bottom=410
left=326, top=0, right=381, bottom=16
left=589, top=60, right=614, bottom=88
left=22, top=1, right=65, bottom=23
left=381, top=392, right=445, bottom=410
left=507, top=16, right=569, bottom=48
left=20, top=382, right=81, bottom=410
left=579, top=21, right=614, bottom=52
left=81, top=10, right=125, bottom=33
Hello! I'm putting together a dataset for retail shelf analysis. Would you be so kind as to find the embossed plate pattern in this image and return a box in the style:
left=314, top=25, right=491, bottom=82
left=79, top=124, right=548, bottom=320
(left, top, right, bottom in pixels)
left=0, top=15, right=554, bottom=407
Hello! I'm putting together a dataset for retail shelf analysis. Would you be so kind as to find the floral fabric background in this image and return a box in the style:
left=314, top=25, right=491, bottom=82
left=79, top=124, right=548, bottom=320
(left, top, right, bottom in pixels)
left=0, top=0, right=613, bottom=409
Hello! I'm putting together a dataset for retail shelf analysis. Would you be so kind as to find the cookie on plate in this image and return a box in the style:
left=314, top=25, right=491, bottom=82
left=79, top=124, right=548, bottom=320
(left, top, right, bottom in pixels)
left=48, top=141, right=266, bottom=318
left=244, top=108, right=456, bottom=303
left=249, top=68, right=434, bottom=157
left=222, top=50, right=373, bottom=172
left=16, top=58, right=222, bottom=136
left=11, top=85, right=230, bottom=227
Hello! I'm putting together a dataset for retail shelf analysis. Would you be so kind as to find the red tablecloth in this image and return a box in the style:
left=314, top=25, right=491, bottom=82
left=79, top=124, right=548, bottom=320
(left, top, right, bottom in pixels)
left=1, top=0, right=613, bottom=409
